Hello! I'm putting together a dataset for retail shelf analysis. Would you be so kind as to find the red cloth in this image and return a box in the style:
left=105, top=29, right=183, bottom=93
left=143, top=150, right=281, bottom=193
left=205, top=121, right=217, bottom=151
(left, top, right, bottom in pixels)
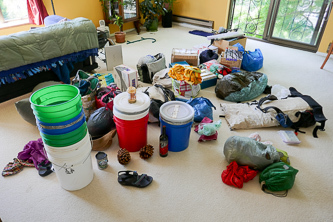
left=27, top=0, right=49, bottom=25
left=221, top=161, right=258, bottom=188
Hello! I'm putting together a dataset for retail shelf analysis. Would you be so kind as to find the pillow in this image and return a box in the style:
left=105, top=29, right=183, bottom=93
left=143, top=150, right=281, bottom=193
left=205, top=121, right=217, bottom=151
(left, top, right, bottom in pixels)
left=15, top=98, right=36, bottom=126
left=15, top=81, right=62, bottom=125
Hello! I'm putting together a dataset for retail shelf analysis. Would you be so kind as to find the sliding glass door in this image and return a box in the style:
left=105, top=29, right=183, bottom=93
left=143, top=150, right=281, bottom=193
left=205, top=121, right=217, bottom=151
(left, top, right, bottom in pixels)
left=228, top=0, right=332, bottom=52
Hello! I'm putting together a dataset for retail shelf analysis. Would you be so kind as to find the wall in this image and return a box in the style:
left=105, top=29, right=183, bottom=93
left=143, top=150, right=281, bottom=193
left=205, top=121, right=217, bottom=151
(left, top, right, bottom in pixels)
left=1, top=0, right=332, bottom=53
left=0, top=0, right=134, bottom=36
left=173, top=0, right=230, bottom=30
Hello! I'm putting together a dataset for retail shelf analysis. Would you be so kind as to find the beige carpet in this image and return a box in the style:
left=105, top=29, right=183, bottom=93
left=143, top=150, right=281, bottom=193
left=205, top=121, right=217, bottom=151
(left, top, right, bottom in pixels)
left=1, top=24, right=333, bottom=222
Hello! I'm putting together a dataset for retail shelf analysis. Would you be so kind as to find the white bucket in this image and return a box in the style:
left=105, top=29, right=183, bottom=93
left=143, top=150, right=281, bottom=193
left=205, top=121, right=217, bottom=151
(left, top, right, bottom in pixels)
left=44, top=132, right=91, bottom=159
left=45, top=135, right=94, bottom=191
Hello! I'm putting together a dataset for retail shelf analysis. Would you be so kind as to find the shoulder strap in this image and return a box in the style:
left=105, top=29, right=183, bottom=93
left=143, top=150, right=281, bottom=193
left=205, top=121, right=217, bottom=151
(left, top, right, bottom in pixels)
left=289, top=87, right=327, bottom=138
left=256, top=95, right=278, bottom=112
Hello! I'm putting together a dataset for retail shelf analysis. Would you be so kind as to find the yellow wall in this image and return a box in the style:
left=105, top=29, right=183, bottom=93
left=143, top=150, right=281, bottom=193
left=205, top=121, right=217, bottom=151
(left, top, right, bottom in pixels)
left=0, top=0, right=331, bottom=53
left=173, top=0, right=230, bottom=29
left=0, top=0, right=134, bottom=35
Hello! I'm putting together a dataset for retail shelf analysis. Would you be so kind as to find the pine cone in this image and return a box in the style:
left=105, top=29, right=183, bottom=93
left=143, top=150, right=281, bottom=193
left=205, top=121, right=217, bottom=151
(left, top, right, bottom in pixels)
left=117, top=148, right=131, bottom=165
left=139, top=144, right=154, bottom=160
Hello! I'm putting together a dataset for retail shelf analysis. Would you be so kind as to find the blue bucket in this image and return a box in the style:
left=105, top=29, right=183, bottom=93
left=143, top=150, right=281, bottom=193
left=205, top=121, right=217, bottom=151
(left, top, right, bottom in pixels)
left=159, top=101, right=194, bottom=152
left=36, top=110, right=86, bottom=135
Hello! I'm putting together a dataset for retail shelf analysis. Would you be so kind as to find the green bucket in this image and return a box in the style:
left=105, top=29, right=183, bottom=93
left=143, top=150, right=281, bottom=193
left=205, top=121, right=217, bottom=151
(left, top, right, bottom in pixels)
left=41, top=123, right=88, bottom=147
left=30, top=85, right=82, bottom=123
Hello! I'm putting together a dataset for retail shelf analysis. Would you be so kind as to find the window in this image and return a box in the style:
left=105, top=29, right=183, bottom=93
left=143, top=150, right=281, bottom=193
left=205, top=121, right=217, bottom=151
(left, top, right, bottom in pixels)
left=0, top=0, right=28, bottom=28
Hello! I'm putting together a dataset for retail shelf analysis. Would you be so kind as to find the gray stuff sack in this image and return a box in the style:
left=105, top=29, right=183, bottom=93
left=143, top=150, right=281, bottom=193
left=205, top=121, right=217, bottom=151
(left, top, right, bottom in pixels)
left=223, top=136, right=281, bottom=171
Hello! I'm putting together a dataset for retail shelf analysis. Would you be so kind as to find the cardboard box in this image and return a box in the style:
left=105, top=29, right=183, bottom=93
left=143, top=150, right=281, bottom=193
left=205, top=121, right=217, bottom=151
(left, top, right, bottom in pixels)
left=114, top=65, right=138, bottom=91
left=171, top=48, right=199, bottom=66
left=105, top=42, right=123, bottom=71
left=213, top=37, right=247, bottom=54
left=220, top=58, right=242, bottom=71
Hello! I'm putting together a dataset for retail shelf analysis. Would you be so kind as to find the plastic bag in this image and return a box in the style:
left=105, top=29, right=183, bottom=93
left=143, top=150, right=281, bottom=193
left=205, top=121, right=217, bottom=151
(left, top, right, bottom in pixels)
left=87, top=107, right=116, bottom=139
left=223, top=136, right=281, bottom=170
left=241, top=49, right=263, bottom=72
left=186, top=97, right=216, bottom=122
left=197, top=119, right=221, bottom=136
left=171, top=79, right=201, bottom=98
left=233, top=43, right=245, bottom=53
left=259, top=162, right=298, bottom=197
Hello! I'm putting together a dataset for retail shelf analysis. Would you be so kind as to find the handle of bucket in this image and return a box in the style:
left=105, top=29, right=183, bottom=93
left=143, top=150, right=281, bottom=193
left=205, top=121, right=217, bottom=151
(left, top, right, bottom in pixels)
left=42, top=136, right=93, bottom=174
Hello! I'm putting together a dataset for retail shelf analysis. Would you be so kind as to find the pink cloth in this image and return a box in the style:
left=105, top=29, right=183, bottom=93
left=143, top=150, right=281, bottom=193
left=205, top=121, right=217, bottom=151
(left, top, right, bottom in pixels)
left=194, top=117, right=218, bottom=142
left=17, top=138, right=49, bottom=169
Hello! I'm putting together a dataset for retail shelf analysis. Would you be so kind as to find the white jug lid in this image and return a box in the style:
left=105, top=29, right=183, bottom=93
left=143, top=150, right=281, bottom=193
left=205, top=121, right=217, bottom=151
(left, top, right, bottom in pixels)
left=159, top=101, right=194, bottom=124
left=113, top=91, right=150, bottom=115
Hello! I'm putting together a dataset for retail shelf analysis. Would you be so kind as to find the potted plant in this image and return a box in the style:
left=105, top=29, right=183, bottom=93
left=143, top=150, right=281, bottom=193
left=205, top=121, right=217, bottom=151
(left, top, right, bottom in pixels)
left=114, top=14, right=126, bottom=43
left=139, top=0, right=164, bottom=32
left=99, top=0, right=118, bottom=25
left=162, top=0, right=176, bottom=28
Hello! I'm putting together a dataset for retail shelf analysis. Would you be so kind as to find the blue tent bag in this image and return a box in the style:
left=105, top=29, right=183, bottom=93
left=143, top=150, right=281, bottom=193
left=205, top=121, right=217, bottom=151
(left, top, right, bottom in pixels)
left=241, top=49, right=263, bottom=72
left=186, top=97, right=216, bottom=122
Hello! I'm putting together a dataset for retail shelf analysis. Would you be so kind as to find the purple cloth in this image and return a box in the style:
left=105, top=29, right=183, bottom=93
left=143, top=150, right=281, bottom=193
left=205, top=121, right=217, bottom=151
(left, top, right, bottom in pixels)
left=17, top=138, right=49, bottom=169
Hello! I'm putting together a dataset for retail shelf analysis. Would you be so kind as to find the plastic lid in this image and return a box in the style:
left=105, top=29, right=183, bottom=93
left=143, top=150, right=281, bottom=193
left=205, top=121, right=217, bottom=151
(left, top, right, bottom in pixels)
left=113, top=91, right=150, bottom=114
left=159, top=101, right=194, bottom=123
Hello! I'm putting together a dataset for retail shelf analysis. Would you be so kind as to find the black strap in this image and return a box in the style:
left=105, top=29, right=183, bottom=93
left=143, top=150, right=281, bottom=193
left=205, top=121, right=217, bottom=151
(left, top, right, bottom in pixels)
left=256, top=95, right=278, bottom=112
left=289, top=87, right=327, bottom=138
left=257, top=96, right=304, bottom=134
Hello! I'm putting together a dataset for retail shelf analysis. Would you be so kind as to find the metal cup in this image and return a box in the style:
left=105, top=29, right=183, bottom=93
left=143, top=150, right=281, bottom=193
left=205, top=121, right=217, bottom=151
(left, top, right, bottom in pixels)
left=95, top=152, right=108, bottom=170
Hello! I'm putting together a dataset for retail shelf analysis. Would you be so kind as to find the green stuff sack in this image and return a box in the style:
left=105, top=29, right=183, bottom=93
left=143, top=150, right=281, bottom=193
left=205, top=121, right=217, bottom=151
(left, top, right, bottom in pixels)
left=259, top=162, right=298, bottom=197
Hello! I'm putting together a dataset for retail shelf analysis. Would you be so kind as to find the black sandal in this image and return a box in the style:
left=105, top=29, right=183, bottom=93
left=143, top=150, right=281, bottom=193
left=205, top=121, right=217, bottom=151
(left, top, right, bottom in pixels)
left=118, top=170, right=153, bottom=188
left=38, top=161, right=53, bottom=177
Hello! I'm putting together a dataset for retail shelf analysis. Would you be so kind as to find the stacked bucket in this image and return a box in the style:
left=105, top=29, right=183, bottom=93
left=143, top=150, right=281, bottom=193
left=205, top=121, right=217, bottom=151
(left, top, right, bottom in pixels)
left=30, top=84, right=93, bottom=191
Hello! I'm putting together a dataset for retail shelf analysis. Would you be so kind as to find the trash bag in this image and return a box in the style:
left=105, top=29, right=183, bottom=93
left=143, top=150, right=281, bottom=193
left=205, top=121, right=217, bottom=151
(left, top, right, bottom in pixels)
left=223, top=136, right=281, bottom=171
left=259, top=162, right=298, bottom=197
left=215, top=71, right=268, bottom=102
left=199, top=49, right=219, bottom=64
left=87, top=107, right=115, bottom=139
left=233, top=43, right=245, bottom=53
left=241, top=49, right=263, bottom=72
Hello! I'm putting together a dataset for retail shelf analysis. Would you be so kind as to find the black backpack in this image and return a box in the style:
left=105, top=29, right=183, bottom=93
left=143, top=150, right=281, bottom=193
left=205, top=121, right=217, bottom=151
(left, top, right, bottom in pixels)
left=257, top=88, right=326, bottom=138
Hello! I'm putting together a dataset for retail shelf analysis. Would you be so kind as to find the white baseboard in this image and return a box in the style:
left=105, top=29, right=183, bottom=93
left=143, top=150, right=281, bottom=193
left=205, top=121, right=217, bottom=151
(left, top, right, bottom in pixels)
left=173, top=22, right=213, bottom=32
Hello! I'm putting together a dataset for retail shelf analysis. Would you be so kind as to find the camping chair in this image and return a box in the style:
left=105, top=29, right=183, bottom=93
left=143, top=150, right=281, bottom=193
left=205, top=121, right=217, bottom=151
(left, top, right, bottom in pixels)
left=320, top=40, right=333, bottom=69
